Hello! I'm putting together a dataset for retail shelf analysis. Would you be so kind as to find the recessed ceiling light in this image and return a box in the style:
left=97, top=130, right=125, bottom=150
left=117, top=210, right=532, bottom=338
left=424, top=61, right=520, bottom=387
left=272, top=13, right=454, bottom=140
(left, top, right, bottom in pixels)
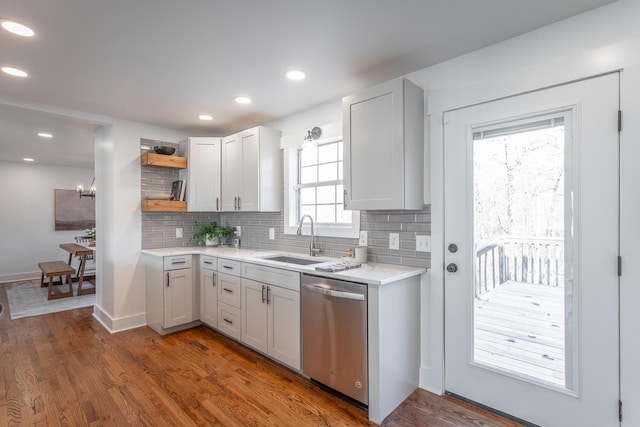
left=234, top=96, right=252, bottom=105
left=1, top=20, right=34, bottom=37
left=37, top=132, right=53, bottom=138
left=1, top=66, right=28, bottom=77
left=198, top=114, right=213, bottom=121
left=23, top=157, right=34, bottom=162
left=286, top=69, right=306, bottom=81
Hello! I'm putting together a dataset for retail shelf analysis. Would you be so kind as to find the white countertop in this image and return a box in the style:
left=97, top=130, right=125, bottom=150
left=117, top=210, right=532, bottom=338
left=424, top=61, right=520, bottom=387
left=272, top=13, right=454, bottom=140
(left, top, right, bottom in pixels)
left=141, top=246, right=426, bottom=286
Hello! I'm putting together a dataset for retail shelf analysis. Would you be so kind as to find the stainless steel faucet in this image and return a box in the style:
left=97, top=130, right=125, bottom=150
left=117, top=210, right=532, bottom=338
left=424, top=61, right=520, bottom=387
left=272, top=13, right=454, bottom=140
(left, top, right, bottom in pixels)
left=297, top=214, right=320, bottom=256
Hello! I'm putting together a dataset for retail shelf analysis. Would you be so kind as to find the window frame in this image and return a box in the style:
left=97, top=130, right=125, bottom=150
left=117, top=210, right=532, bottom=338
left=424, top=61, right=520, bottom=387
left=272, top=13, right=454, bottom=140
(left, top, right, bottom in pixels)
left=283, top=137, right=360, bottom=238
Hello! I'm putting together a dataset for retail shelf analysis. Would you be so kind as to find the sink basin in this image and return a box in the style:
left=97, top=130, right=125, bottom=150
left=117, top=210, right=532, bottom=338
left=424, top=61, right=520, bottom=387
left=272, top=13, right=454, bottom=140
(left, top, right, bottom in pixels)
left=261, top=255, right=324, bottom=265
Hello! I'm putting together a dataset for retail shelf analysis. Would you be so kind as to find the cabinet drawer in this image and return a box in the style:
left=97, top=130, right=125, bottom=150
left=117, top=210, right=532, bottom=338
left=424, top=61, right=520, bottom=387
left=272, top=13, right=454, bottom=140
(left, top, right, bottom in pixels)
left=200, top=255, right=217, bottom=270
left=218, top=273, right=241, bottom=308
left=218, top=258, right=241, bottom=276
left=164, top=255, right=192, bottom=271
left=242, top=262, right=300, bottom=292
left=217, top=303, right=241, bottom=340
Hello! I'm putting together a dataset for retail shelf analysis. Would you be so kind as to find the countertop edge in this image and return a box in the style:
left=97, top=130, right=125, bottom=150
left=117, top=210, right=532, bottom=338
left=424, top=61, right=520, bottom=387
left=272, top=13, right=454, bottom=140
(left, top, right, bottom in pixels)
left=141, top=247, right=427, bottom=286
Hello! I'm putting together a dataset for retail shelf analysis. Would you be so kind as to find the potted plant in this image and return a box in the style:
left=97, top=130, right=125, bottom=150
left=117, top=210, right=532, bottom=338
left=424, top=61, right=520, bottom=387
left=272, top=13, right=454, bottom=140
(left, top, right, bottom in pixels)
left=192, top=221, right=235, bottom=246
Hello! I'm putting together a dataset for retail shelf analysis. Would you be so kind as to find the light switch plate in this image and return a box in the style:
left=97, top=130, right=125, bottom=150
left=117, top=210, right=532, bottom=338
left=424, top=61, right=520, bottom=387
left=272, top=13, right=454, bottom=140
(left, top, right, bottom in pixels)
left=269, top=228, right=275, bottom=240
left=389, top=233, right=399, bottom=250
left=416, top=235, right=431, bottom=252
left=236, top=226, right=241, bottom=237
left=176, top=227, right=183, bottom=238
left=359, top=230, right=368, bottom=246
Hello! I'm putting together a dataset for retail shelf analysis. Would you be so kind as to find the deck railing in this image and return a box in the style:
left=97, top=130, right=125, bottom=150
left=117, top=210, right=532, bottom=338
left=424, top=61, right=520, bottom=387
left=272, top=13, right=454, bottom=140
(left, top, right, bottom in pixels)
left=476, top=237, right=564, bottom=297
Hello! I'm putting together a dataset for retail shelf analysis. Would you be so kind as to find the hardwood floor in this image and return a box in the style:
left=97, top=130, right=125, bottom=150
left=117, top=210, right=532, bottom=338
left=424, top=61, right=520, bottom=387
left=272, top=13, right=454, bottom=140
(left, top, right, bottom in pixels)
left=0, top=283, right=523, bottom=426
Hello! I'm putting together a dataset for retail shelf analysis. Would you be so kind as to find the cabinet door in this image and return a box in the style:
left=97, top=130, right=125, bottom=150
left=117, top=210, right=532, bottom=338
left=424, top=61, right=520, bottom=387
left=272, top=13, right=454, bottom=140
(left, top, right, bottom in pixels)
left=343, top=79, right=405, bottom=210
left=239, top=129, right=260, bottom=211
left=241, top=278, right=268, bottom=353
left=268, top=286, right=300, bottom=369
left=184, top=137, right=221, bottom=212
left=221, top=135, right=241, bottom=211
left=164, top=268, right=193, bottom=328
left=201, top=269, right=217, bottom=328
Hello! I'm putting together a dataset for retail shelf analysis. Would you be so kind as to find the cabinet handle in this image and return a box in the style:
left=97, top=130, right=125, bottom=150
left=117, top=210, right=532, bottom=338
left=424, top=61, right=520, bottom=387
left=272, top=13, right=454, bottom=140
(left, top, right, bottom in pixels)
left=171, top=260, right=186, bottom=265
left=237, top=197, right=241, bottom=210
left=216, top=197, right=219, bottom=211
left=204, top=260, right=213, bottom=265
left=234, top=196, right=238, bottom=210
left=261, top=285, right=266, bottom=304
left=223, top=318, right=233, bottom=324
left=266, top=286, right=271, bottom=305
left=222, top=265, right=233, bottom=270
left=212, top=272, right=217, bottom=287
left=166, top=272, right=170, bottom=287
left=223, top=288, right=233, bottom=293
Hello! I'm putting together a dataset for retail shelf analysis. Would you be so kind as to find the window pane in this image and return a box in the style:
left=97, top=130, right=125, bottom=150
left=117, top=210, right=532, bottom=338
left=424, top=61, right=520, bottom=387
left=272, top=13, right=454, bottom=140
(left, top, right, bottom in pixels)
left=317, top=185, right=336, bottom=204
left=300, top=205, right=315, bottom=219
left=300, top=147, right=318, bottom=167
left=300, top=165, right=317, bottom=184
left=338, top=161, right=343, bottom=180
left=318, top=142, right=338, bottom=163
left=337, top=204, right=352, bottom=224
left=318, top=163, right=338, bottom=182
left=300, top=187, right=316, bottom=205
left=338, top=141, right=343, bottom=161
left=317, top=204, right=336, bottom=223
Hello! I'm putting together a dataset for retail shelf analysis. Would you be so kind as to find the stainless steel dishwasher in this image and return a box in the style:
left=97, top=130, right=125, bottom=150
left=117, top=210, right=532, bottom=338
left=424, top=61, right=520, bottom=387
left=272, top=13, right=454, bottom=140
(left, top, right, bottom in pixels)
left=301, top=274, right=368, bottom=405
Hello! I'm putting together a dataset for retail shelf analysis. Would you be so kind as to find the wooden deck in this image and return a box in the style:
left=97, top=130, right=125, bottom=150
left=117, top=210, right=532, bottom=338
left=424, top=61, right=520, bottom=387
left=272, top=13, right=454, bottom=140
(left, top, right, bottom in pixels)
left=474, top=281, right=565, bottom=386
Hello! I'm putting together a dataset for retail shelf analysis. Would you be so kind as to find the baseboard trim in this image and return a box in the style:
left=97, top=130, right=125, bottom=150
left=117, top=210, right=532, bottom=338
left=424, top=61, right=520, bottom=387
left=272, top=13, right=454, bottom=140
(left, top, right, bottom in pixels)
left=92, top=305, right=146, bottom=334
left=0, top=271, right=40, bottom=284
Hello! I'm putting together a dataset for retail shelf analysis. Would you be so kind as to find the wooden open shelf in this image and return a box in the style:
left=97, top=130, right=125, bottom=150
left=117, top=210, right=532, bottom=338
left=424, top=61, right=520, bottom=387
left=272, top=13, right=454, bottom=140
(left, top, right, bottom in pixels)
left=141, top=152, right=187, bottom=169
left=141, top=200, right=187, bottom=212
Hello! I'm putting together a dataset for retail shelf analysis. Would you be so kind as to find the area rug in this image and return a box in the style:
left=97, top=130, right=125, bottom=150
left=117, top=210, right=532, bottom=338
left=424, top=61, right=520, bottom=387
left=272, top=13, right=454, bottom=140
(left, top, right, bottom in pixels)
left=5, top=279, right=95, bottom=320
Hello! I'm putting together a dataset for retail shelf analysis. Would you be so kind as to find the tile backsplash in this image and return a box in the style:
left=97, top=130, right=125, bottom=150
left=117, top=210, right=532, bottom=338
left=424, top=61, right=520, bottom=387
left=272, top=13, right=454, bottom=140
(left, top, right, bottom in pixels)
left=141, top=161, right=430, bottom=268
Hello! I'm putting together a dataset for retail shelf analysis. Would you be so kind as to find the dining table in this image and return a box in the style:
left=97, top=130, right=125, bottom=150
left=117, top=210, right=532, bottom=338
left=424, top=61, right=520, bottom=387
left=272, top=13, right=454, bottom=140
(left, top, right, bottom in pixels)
left=59, top=243, right=96, bottom=295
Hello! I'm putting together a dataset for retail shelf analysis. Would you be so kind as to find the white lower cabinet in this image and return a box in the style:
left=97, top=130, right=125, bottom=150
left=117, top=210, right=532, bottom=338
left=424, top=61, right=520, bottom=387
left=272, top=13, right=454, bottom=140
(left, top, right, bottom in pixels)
left=145, top=254, right=197, bottom=335
left=217, top=272, right=242, bottom=339
left=200, top=255, right=217, bottom=328
left=241, top=264, right=301, bottom=370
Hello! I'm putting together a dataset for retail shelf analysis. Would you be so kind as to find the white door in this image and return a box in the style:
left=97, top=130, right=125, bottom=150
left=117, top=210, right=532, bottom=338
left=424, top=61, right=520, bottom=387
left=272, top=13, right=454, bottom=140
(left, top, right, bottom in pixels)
left=241, top=278, right=268, bottom=352
left=444, top=74, right=619, bottom=426
left=268, top=285, right=300, bottom=369
left=240, top=130, right=260, bottom=211
left=164, top=268, right=193, bottom=328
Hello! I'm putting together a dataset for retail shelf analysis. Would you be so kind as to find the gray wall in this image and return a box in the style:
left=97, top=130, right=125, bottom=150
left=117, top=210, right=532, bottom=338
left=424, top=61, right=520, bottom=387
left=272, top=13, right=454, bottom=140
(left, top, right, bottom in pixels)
left=141, top=165, right=430, bottom=268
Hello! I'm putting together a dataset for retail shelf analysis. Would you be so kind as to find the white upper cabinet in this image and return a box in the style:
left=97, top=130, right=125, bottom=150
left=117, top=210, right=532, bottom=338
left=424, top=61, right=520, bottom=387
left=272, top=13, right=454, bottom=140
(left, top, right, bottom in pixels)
left=221, top=126, right=282, bottom=212
left=179, top=137, right=222, bottom=212
left=343, top=78, right=424, bottom=210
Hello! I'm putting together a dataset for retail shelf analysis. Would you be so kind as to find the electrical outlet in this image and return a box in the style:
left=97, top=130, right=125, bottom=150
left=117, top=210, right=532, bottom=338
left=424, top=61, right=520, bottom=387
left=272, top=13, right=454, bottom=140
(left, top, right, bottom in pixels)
left=389, top=233, right=399, bottom=250
left=416, top=235, right=431, bottom=252
left=176, top=227, right=183, bottom=238
left=359, top=230, right=368, bottom=246
left=236, top=226, right=241, bottom=237
left=269, top=228, right=275, bottom=240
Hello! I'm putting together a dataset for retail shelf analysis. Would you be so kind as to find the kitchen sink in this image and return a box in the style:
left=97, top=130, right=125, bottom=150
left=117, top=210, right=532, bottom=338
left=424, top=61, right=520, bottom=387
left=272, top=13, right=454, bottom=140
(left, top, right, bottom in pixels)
left=261, top=255, right=325, bottom=265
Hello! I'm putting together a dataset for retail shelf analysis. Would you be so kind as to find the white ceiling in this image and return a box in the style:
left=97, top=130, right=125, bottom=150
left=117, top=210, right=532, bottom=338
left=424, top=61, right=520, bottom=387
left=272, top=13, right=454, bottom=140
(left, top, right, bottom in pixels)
left=0, top=0, right=616, bottom=167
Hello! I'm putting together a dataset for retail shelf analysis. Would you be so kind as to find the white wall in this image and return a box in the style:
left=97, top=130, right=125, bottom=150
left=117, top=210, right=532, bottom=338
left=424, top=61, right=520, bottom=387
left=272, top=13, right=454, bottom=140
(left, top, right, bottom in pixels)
left=403, top=0, right=640, bottom=423
left=92, top=119, right=187, bottom=333
left=0, top=160, right=94, bottom=281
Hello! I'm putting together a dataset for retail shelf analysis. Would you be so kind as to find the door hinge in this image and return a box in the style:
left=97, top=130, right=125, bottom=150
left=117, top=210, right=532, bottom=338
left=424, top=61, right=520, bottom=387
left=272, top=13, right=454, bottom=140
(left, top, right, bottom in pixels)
left=618, top=110, right=622, bottom=132
left=618, top=256, right=622, bottom=277
left=619, top=399, right=623, bottom=422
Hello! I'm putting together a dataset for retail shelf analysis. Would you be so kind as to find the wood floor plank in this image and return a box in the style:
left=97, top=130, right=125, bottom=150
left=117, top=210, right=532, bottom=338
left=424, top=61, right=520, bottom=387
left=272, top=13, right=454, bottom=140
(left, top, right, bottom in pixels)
left=0, top=280, right=523, bottom=426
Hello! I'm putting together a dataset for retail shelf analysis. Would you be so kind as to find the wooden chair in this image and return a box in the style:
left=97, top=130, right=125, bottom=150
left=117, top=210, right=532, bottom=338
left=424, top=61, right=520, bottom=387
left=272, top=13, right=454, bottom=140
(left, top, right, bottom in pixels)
left=38, top=261, right=75, bottom=300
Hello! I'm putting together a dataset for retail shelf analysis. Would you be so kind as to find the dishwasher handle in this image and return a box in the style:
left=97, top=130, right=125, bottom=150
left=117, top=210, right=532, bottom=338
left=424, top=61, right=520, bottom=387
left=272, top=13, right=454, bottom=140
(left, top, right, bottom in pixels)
left=302, top=283, right=365, bottom=301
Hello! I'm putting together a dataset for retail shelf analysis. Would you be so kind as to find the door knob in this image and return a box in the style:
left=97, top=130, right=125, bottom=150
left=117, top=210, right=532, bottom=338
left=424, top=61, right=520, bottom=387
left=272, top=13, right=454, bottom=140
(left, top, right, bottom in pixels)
left=448, top=243, right=458, bottom=253
left=446, top=263, right=458, bottom=273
